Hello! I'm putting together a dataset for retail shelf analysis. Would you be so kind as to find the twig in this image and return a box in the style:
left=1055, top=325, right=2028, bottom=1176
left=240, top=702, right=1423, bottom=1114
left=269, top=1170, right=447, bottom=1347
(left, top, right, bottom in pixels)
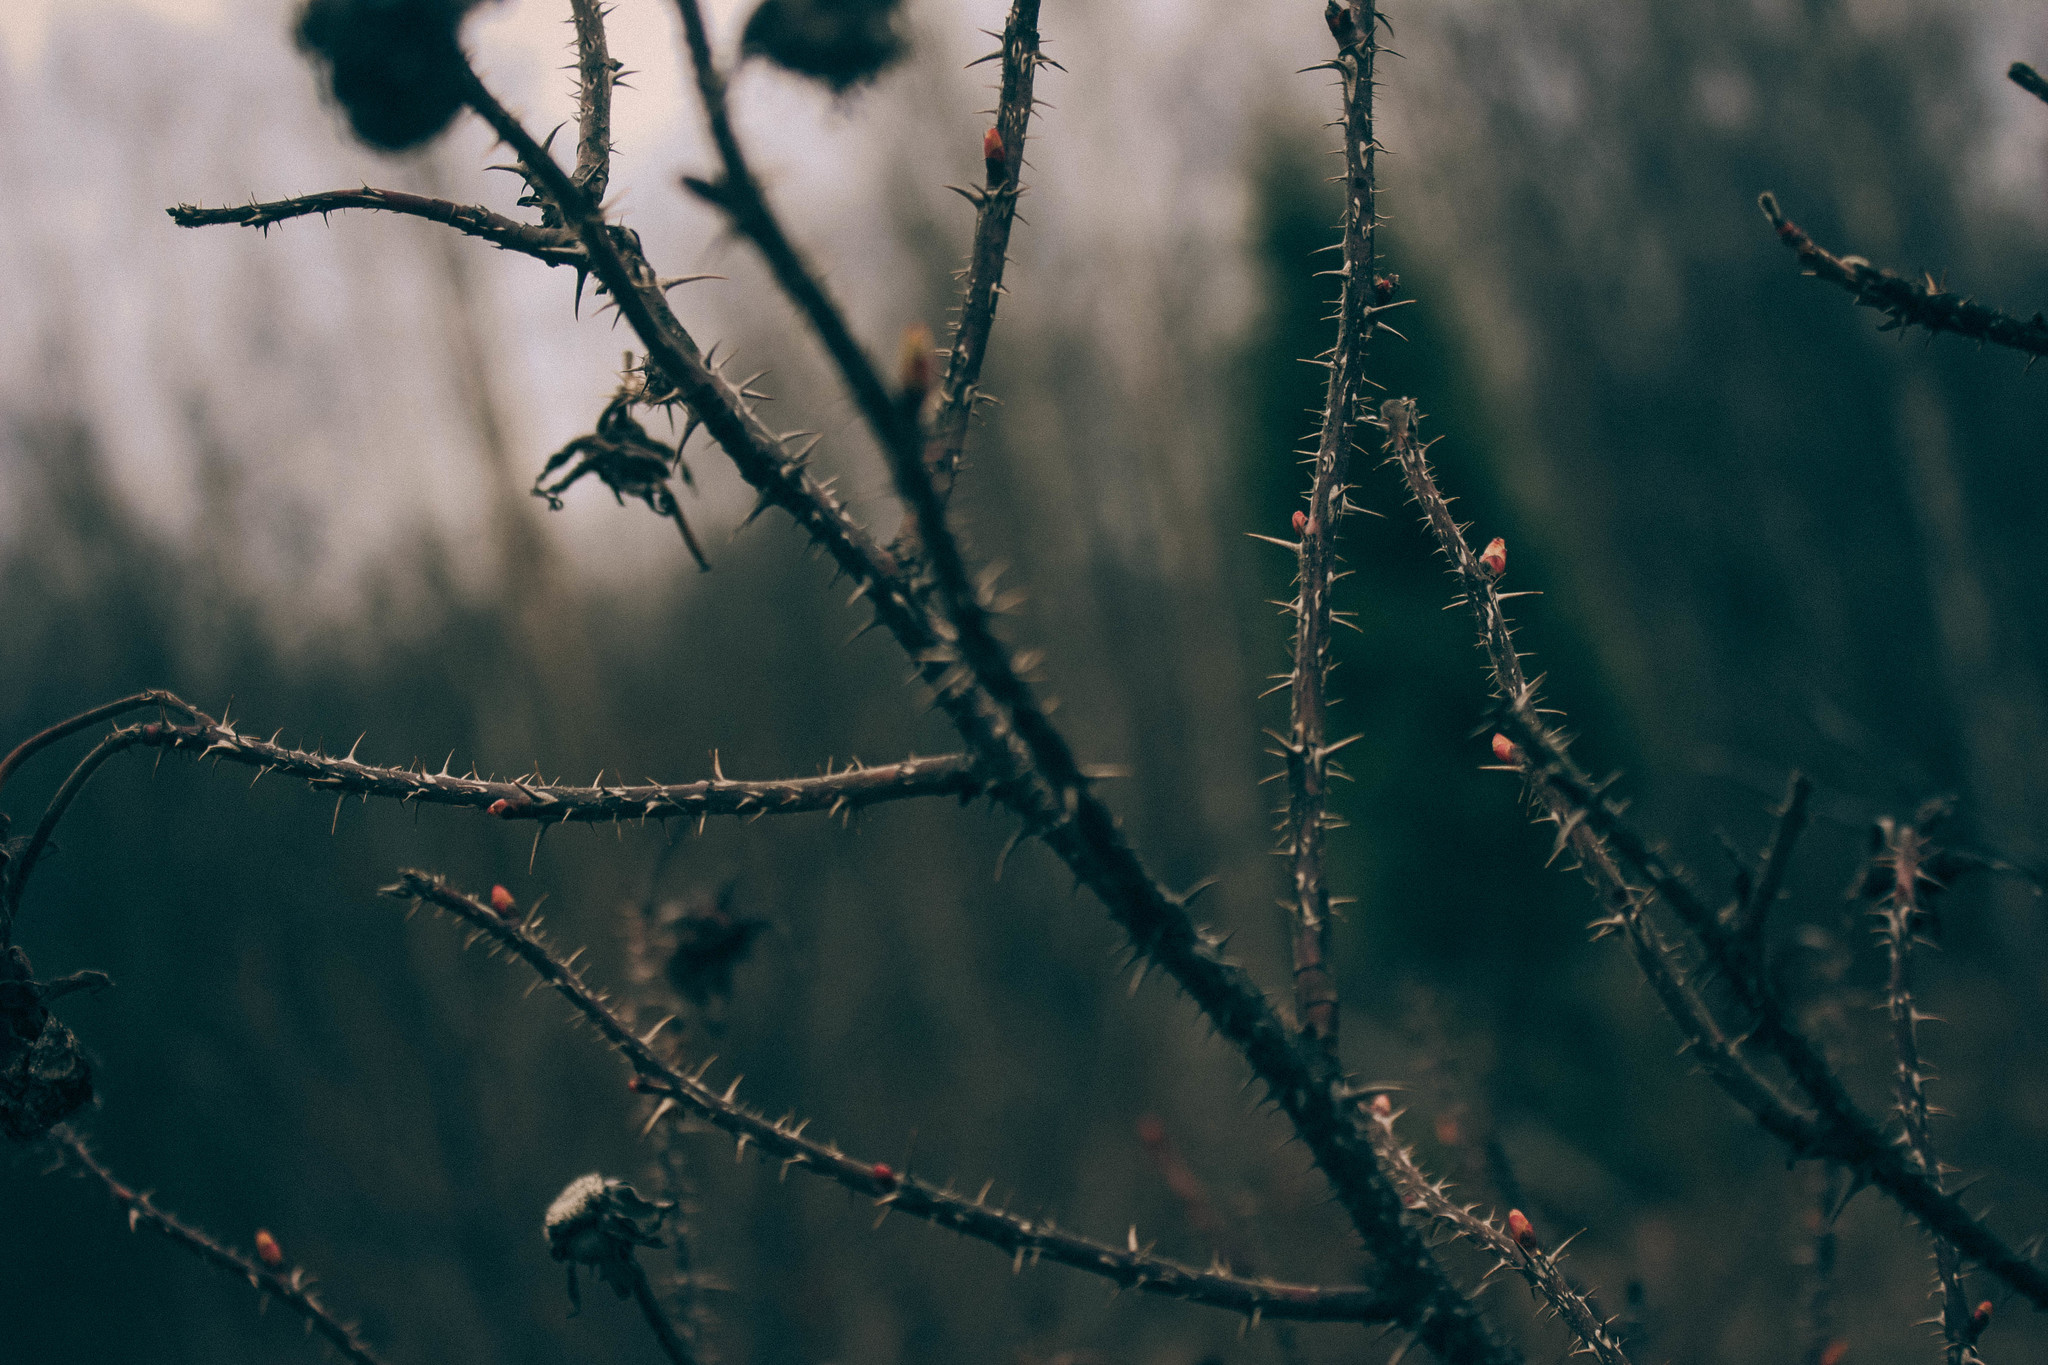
left=567, top=0, right=617, bottom=205
left=386, top=871, right=1403, bottom=1327
left=1876, top=818, right=1975, bottom=1365
left=0, top=697, right=980, bottom=938
left=929, top=0, right=1046, bottom=500
left=628, top=1257, right=697, bottom=1365
left=625, top=854, right=711, bottom=1363
left=2011, top=62, right=2048, bottom=108
left=169, top=189, right=585, bottom=267
left=1383, top=401, right=2048, bottom=1309
left=0, top=689, right=198, bottom=802
left=1731, top=773, right=1813, bottom=948
left=453, top=48, right=1518, bottom=1365
left=1280, top=0, right=1380, bottom=1054
left=1758, top=193, right=2048, bottom=360
left=47, top=1125, right=391, bottom=1365
left=1364, top=1099, right=1634, bottom=1365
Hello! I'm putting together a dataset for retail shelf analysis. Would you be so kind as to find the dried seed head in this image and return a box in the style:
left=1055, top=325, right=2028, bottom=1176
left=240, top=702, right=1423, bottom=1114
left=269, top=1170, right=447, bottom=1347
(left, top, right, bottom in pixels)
left=741, top=0, right=908, bottom=92
left=295, top=0, right=482, bottom=153
left=1479, top=537, right=1507, bottom=578
left=1506, top=1208, right=1537, bottom=1249
left=489, top=884, right=517, bottom=917
left=254, top=1228, right=284, bottom=1268
left=1491, top=733, right=1522, bottom=766
left=983, top=126, right=1006, bottom=185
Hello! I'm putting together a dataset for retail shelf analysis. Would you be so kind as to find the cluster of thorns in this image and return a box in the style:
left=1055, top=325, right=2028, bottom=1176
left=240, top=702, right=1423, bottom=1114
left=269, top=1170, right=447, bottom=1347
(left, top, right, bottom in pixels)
left=7, top=4, right=2048, bottom=1363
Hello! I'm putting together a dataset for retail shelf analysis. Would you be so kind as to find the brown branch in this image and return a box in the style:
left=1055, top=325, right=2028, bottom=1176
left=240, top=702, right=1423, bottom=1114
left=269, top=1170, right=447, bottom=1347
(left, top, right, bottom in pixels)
left=1758, top=192, right=2048, bottom=360
left=567, top=0, right=617, bottom=205
left=454, top=50, right=1517, bottom=1365
left=1876, top=819, right=1976, bottom=1365
left=168, top=189, right=585, bottom=267
left=1731, top=773, right=1813, bottom=949
left=0, top=694, right=982, bottom=941
left=1383, top=400, right=2048, bottom=1309
left=1280, top=0, right=1381, bottom=1055
left=48, top=1125, right=391, bottom=1365
left=1364, top=1099, right=1635, bottom=1365
left=2011, top=62, right=2048, bottom=108
left=386, top=871, right=1403, bottom=1327
left=929, top=0, right=1046, bottom=501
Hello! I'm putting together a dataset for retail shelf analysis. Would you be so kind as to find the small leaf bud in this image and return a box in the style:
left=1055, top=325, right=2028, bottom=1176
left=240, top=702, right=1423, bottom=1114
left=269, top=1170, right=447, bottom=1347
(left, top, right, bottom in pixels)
left=1292, top=510, right=1309, bottom=537
left=254, top=1228, right=284, bottom=1268
left=1479, top=537, right=1507, bottom=578
left=1506, top=1208, right=1537, bottom=1249
left=1491, top=733, right=1522, bottom=765
left=1818, top=1341, right=1848, bottom=1365
left=983, top=126, right=1006, bottom=185
left=489, top=884, right=517, bottom=918
left=871, top=1162, right=897, bottom=1187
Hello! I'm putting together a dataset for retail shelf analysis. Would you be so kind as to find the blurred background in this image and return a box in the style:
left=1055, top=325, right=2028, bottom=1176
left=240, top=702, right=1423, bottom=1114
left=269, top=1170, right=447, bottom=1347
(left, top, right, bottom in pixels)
left=3, top=0, right=2048, bottom=1361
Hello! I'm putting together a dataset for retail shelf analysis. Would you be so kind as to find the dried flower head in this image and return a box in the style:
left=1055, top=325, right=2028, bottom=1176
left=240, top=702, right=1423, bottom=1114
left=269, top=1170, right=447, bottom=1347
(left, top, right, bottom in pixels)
left=544, top=1173, right=672, bottom=1313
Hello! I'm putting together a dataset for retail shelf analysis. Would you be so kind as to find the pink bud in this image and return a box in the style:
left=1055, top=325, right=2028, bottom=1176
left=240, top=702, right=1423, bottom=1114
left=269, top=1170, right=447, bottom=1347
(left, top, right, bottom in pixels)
left=1479, top=537, right=1507, bottom=578
left=489, top=884, right=517, bottom=918
left=871, top=1162, right=897, bottom=1187
left=254, top=1229, right=284, bottom=1268
left=1506, top=1208, right=1537, bottom=1249
left=983, top=127, right=1006, bottom=185
left=1292, top=510, right=1309, bottom=537
left=1490, top=734, right=1521, bottom=765
left=1370, top=1093, right=1393, bottom=1118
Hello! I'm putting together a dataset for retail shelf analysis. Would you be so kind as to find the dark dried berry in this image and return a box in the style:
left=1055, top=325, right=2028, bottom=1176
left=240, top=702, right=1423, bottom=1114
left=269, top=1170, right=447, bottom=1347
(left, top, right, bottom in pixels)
left=741, top=0, right=908, bottom=93
left=295, top=0, right=482, bottom=152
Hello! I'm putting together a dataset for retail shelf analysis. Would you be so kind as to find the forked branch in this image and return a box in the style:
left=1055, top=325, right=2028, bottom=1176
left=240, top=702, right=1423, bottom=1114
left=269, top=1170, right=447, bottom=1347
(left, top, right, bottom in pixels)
left=1384, top=401, right=2048, bottom=1308
left=452, top=32, right=1517, bottom=1365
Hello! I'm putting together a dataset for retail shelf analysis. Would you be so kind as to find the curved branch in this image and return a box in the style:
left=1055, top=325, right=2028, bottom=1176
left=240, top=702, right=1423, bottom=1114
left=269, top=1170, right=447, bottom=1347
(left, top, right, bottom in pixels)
left=388, top=871, right=1402, bottom=1326
left=169, top=189, right=586, bottom=268
left=49, top=1125, right=391, bottom=1365
left=1758, top=193, right=2048, bottom=360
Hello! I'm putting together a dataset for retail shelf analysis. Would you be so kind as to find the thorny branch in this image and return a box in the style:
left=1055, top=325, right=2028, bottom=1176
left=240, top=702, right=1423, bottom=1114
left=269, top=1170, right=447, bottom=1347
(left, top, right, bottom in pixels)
left=1383, top=401, right=2048, bottom=1309
left=567, top=0, right=617, bottom=205
left=48, top=1125, right=390, bottom=1365
left=439, top=29, right=1518, bottom=1360
left=929, top=0, right=1047, bottom=501
left=1363, top=1098, right=1635, bottom=1365
left=1757, top=193, right=2048, bottom=361
left=1279, top=0, right=1383, bottom=1055
left=169, top=189, right=586, bottom=267
left=1876, top=816, right=1979, bottom=1365
left=0, top=695, right=980, bottom=943
left=387, top=871, right=1405, bottom=1327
